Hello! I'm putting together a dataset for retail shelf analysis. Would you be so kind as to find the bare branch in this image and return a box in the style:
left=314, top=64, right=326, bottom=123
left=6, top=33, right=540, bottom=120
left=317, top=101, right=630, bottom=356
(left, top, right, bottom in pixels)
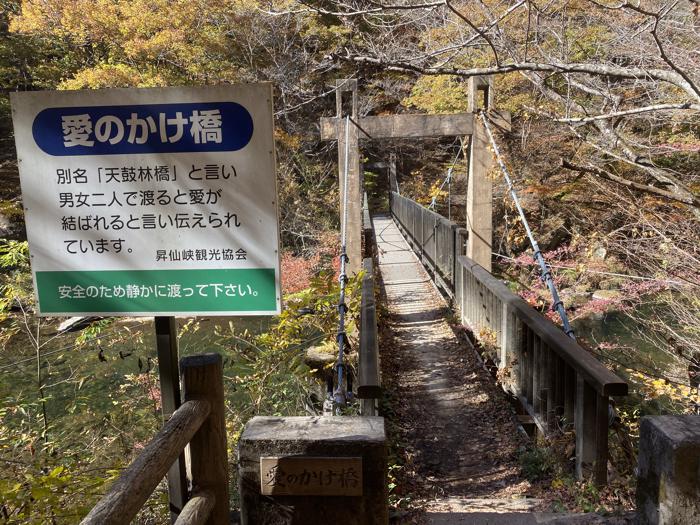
left=561, top=159, right=700, bottom=208
left=444, top=0, right=500, bottom=66
left=260, top=0, right=447, bottom=17
left=539, top=102, right=700, bottom=123
left=333, top=53, right=700, bottom=101
left=649, top=2, right=700, bottom=99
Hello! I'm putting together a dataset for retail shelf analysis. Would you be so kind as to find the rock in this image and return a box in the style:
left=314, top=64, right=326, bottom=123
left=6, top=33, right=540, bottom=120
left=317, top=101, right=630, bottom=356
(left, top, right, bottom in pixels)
left=535, top=215, right=571, bottom=252
left=57, top=316, right=103, bottom=333
left=304, top=329, right=358, bottom=381
left=592, top=289, right=621, bottom=301
left=597, top=278, right=625, bottom=291
left=304, top=341, right=337, bottom=379
left=0, top=208, right=26, bottom=241
left=560, top=289, right=592, bottom=309
left=592, top=245, right=607, bottom=260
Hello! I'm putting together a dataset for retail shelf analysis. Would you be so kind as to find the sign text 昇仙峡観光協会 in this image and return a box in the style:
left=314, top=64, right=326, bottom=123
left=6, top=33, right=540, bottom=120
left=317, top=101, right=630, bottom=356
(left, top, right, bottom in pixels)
left=11, top=85, right=280, bottom=316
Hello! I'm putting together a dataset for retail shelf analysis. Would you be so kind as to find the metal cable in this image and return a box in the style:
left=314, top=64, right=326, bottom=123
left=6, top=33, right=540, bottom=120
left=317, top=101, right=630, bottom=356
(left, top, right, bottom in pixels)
left=0, top=321, right=145, bottom=372
left=428, top=143, right=463, bottom=213
left=480, top=111, right=576, bottom=339
left=493, top=253, right=689, bottom=286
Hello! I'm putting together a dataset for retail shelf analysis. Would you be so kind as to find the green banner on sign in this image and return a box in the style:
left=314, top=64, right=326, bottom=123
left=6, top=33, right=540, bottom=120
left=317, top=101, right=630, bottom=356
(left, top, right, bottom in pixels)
left=35, top=268, right=277, bottom=314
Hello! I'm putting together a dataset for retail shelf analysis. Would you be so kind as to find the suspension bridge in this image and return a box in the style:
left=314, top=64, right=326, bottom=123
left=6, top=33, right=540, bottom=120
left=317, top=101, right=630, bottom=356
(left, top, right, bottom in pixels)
left=79, top=78, right=699, bottom=525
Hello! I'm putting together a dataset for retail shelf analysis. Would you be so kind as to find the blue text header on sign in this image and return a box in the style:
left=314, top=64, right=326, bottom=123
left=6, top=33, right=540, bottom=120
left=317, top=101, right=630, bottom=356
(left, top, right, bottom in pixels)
left=32, top=101, right=254, bottom=156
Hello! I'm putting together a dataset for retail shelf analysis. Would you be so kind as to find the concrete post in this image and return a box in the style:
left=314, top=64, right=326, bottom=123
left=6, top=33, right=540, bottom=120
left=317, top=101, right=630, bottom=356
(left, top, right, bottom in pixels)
left=637, top=416, right=700, bottom=524
left=466, top=76, right=494, bottom=272
left=238, top=416, right=388, bottom=525
left=389, top=152, right=398, bottom=195
left=336, top=80, right=363, bottom=275
left=468, top=75, right=494, bottom=112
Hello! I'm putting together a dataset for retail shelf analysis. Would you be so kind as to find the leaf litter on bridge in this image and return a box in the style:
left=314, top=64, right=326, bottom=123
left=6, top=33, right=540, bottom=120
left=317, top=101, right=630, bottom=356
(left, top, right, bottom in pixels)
left=372, top=214, right=535, bottom=523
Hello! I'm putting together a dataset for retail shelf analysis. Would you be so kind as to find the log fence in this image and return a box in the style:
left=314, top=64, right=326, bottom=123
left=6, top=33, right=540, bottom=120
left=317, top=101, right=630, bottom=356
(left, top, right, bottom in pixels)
left=81, top=353, right=228, bottom=525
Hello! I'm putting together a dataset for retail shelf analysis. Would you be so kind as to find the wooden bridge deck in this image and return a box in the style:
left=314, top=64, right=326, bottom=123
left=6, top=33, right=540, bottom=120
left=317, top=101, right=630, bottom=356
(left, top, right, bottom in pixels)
left=373, top=214, right=536, bottom=520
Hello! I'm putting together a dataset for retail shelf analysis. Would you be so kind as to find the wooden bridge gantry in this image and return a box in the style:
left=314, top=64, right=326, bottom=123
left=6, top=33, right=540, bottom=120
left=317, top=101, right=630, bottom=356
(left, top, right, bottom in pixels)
left=320, top=77, right=511, bottom=275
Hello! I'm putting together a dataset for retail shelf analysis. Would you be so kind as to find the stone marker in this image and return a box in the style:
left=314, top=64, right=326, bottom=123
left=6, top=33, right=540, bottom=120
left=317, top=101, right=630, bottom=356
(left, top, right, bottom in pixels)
left=636, top=415, right=700, bottom=524
left=238, top=416, right=388, bottom=525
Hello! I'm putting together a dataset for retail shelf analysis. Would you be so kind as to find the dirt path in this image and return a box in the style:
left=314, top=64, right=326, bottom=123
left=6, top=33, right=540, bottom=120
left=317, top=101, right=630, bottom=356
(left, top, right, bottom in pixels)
left=373, top=214, right=533, bottom=521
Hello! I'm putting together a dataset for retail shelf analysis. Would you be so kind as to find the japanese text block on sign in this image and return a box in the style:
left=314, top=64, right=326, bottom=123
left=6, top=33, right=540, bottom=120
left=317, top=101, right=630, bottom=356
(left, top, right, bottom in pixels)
left=11, top=84, right=280, bottom=316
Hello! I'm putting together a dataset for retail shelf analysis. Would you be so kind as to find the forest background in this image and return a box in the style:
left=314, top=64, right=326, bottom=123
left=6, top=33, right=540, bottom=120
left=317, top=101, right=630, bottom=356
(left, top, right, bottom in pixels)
left=0, top=0, right=699, bottom=522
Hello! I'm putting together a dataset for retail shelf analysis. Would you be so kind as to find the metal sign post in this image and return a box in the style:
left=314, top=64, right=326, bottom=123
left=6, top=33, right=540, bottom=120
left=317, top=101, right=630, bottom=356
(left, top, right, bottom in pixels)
left=155, top=316, right=187, bottom=522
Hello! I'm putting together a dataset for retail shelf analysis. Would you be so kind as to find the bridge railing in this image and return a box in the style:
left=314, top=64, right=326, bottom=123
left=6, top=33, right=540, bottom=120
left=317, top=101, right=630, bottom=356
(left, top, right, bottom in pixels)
left=391, top=192, right=467, bottom=295
left=81, top=353, right=229, bottom=525
left=359, top=197, right=381, bottom=415
left=359, top=257, right=381, bottom=416
left=390, top=192, right=627, bottom=485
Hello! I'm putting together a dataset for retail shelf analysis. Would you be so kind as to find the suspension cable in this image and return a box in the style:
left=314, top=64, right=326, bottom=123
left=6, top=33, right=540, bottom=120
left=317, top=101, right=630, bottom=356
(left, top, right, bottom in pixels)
left=428, top=142, right=463, bottom=218
left=331, top=115, right=352, bottom=411
left=480, top=111, right=576, bottom=340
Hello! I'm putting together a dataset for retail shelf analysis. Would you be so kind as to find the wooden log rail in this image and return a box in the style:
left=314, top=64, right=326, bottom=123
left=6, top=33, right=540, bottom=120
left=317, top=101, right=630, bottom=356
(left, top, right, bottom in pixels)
left=362, top=192, right=375, bottom=259
left=81, top=353, right=229, bottom=525
left=389, top=192, right=628, bottom=486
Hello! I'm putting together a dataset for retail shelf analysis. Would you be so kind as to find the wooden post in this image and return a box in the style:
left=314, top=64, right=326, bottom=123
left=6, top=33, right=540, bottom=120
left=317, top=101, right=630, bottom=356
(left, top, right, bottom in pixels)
left=499, top=304, right=510, bottom=370
left=546, top=347, right=557, bottom=432
left=155, top=316, right=187, bottom=522
left=513, top=316, right=524, bottom=395
left=336, top=79, right=363, bottom=275
left=182, top=353, right=229, bottom=525
left=554, top=356, right=565, bottom=426
left=575, top=373, right=607, bottom=483
left=466, top=76, right=494, bottom=272
left=533, top=338, right=542, bottom=417
left=468, top=75, right=494, bottom=111
left=563, top=365, right=576, bottom=431
left=455, top=250, right=463, bottom=318
left=389, top=152, right=398, bottom=195
left=594, top=393, right=609, bottom=486
left=524, top=327, right=534, bottom=404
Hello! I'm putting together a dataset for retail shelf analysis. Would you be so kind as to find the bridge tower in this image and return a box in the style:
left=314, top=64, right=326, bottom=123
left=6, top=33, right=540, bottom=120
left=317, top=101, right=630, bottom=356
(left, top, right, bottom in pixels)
left=321, top=77, right=510, bottom=273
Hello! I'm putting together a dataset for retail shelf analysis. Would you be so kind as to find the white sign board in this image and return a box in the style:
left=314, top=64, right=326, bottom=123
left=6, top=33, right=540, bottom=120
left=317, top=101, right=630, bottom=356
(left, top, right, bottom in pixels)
left=11, top=84, right=281, bottom=316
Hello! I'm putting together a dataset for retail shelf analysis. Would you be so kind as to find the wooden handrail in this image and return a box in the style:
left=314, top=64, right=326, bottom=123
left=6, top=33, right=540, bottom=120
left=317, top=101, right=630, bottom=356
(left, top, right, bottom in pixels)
left=359, top=196, right=381, bottom=416
left=81, top=353, right=229, bottom=524
left=359, top=257, right=381, bottom=412
left=174, top=490, right=216, bottom=525
left=81, top=399, right=211, bottom=525
left=459, top=255, right=627, bottom=396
